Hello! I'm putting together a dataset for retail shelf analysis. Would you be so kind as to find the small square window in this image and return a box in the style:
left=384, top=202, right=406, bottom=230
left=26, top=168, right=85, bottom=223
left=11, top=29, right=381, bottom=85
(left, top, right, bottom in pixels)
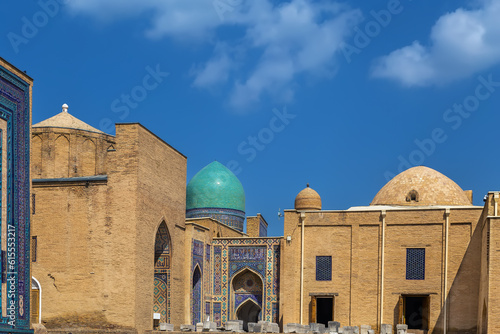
left=406, top=248, right=425, bottom=280
left=316, top=256, right=332, bottom=281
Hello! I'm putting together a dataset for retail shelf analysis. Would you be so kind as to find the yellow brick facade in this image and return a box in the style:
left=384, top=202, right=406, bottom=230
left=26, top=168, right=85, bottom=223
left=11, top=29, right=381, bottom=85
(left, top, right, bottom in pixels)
left=29, top=110, right=500, bottom=334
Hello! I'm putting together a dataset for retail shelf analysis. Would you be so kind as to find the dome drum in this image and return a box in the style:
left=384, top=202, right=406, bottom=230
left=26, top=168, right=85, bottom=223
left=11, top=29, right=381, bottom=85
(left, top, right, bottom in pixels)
left=186, top=208, right=245, bottom=231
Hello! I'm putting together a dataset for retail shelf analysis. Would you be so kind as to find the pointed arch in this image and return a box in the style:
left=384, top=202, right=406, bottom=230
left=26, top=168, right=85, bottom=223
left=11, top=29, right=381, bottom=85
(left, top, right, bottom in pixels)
left=80, top=138, right=96, bottom=176
left=230, top=268, right=263, bottom=324
left=154, top=221, right=171, bottom=324
left=32, top=135, right=42, bottom=177
left=54, top=135, right=69, bottom=178
left=192, top=265, right=203, bottom=325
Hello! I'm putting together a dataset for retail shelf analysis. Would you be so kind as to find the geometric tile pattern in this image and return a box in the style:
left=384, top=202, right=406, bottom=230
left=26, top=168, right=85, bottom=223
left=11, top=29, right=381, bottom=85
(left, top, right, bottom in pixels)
left=205, top=302, right=211, bottom=319
left=192, top=267, right=202, bottom=325
left=210, top=238, right=280, bottom=326
left=0, top=64, right=31, bottom=330
left=406, top=248, right=425, bottom=280
left=316, top=256, right=332, bottom=281
left=213, top=302, right=221, bottom=326
left=214, top=246, right=222, bottom=295
left=154, top=223, right=171, bottom=323
left=153, top=277, right=168, bottom=320
left=186, top=207, right=245, bottom=232
left=192, top=239, right=204, bottom=325
left=272, top=302, right=279, bottom=324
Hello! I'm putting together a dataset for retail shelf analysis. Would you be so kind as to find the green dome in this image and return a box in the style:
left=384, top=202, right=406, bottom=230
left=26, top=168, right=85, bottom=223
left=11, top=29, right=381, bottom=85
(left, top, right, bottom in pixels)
left=186, top=161, right=245, bottom=212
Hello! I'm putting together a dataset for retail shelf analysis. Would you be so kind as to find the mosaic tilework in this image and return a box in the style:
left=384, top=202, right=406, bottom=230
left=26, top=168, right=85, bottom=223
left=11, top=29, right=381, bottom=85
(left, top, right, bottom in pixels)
left=213, top=302, right=221, bottom=326
left=0, top=64, right=31, bottom=331
left=192, top=239, right=205, bottom=325
left=235, top=293, right=262, bottom=310
left=153, top=277, right=168, bottom=320
left=211, top=238, right=280, bottom=326
left=273, top=245, right=280, bottom=295
left=186, top=207, right=245, bottom=232
left=205, top=302, right=211, bottom=318
left=272, top=303, right=279, bottom=324
left=214, top=246, right=222, bottom=295
left=406, top=248, right=425, bottom=280
left=259, top=219, right=267, bottom=237
left=204, top=244, right=211, bottom=302
left=192, top=267, right=202, bottom=325
left=154, top=223, right=171, bottom=322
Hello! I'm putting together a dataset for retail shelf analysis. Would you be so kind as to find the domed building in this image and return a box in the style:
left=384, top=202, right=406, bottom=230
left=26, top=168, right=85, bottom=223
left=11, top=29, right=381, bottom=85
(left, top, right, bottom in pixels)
left=29, top=104, right=500, bottom=334
left=281, top=166, right=495, bottom=334
left=295, top=184, right=322, bottom=210
left=371, top=166, right=472, bottom=206
left=30, top=105, right=281, bottom=333
left=186, top=161, right=246, bottom=231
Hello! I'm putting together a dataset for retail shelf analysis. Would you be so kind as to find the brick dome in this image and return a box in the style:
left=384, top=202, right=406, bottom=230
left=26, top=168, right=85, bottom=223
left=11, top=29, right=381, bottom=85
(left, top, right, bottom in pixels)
left=371, top=166, right=472, bottom=206
left=295, top=184, right=322, bottom=210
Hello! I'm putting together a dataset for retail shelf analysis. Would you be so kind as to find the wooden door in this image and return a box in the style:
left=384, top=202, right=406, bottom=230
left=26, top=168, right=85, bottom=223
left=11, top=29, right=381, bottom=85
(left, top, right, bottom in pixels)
left=310, top=296, right=317, bottom=323
left=398, top=295, right=405, bottom=324
left=31, top=289, right=39, bottom=324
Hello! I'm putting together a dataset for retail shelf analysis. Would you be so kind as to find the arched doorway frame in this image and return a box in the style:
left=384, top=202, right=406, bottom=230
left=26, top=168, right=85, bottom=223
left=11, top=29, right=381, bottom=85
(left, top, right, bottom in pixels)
left=192, top=264, right=203, bottom=325
left=229, top=267, right=264, bottom=321
left=153, top=220, right=172, bottom=324
left=31, top=277, right=42, bottom=324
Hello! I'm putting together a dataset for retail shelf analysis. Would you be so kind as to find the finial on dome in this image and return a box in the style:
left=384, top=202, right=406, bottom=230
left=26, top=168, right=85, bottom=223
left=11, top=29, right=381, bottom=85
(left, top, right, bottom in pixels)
left=62, top=103, right=68, bottom=113
left=307, top=183, right=309, bottom=187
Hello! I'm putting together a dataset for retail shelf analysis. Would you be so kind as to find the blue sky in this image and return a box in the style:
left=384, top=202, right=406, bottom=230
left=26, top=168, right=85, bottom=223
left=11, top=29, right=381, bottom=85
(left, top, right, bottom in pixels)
left=3, top=0, right=500, bottom=237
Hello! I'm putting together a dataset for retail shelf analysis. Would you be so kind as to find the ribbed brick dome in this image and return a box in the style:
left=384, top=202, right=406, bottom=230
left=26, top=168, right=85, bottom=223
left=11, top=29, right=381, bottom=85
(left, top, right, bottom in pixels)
left=371, top=166, right=472, bottom=206
left=295, top=184, right=322, bottom=210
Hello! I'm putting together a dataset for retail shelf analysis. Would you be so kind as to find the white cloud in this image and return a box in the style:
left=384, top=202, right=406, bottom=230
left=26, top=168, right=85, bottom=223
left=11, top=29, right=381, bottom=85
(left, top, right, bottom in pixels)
left=372, top=0, right=500, bottom=86
left=67, top=0, right=362, bottom=109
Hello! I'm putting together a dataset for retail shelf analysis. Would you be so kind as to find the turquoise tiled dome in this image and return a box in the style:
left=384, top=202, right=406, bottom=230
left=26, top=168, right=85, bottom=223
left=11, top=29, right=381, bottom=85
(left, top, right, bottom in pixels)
left=186, top=161, right=245, bottom=231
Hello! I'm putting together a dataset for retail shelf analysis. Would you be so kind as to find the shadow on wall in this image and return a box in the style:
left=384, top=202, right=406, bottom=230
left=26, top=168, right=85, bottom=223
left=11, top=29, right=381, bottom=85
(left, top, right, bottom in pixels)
left=434, top=218, right=482, bottom=334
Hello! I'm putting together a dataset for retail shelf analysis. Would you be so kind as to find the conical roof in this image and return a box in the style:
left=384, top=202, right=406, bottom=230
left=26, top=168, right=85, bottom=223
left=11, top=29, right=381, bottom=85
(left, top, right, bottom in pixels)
left=371, top=166, right=472, bottom=206
left=33, top=104, right=105, bottom=134
left=186, top=161, right=245, bottom=212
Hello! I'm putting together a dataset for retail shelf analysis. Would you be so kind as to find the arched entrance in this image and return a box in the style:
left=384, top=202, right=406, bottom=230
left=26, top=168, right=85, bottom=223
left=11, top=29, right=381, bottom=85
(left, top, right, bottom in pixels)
left=192, top=266, right=202, bottom=325
left=31, top=277, right=41, bottom=324
left=231, top=269, right=263, bottom=331
left=236, top=299, right=261, bottom=331
left=154, top=222, right=171, bottom=324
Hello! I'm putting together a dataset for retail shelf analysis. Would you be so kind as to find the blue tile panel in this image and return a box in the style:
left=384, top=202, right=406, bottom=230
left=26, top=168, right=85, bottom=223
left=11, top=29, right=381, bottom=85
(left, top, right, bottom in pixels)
left=192, top=267, right=202, bottom=325
left=211, top=238, right=281, bottom=326
left=316, top=256, right=332, bottom=281
left=192, top=239, right=205, bottom=324
left=0, top=64, right=32, bottom=331
left=213, top=303, right=221, bottom=326
left=406, top=248, right=425, bottom=280
left=186, top=207, right=245, bottom=232
left=154, top=223, right=171, bottom=323
left=259, top=218, right=267, bottom=237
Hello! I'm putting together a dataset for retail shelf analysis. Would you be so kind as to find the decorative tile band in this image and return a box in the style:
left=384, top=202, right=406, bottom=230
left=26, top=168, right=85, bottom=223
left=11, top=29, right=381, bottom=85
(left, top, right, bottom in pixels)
left=186, top=207, right=245, bottom=232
